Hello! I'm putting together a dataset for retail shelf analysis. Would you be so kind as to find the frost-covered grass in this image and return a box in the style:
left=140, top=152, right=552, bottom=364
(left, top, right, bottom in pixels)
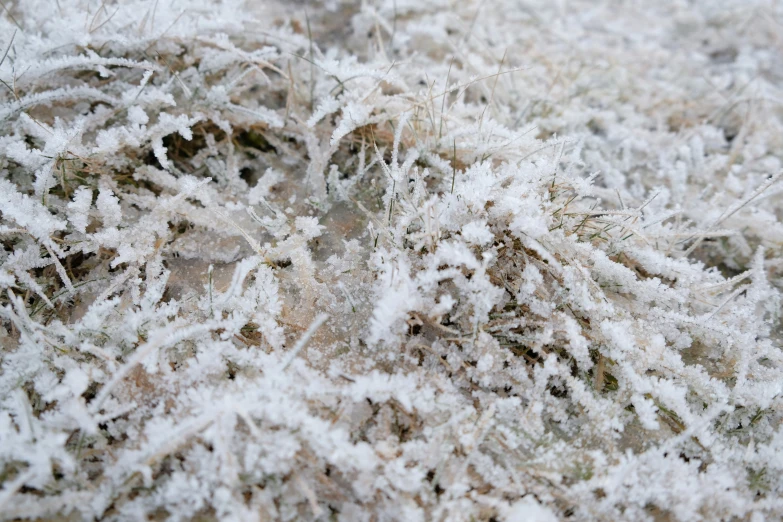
left=1, top=0, right=783, bottom=520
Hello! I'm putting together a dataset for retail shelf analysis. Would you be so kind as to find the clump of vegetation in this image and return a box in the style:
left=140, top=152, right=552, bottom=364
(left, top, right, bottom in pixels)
left=1, top=1, right=782, bottom=520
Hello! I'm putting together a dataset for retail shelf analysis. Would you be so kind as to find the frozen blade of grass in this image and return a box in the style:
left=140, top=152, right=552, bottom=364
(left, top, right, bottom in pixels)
left=0, top=29, right=15, bottom=69
left=705, top=284, right=748, bottom=320
left=451, top=139, right=456, bottom=193
left=683, top=170, right=783, bottom=257
left=143, top=415, right=216, bottom=466
left=305, top=9, right=315, bottom=110
left=0, top=86, right=119, bottom=121
left=281, top=313, right=328, bottom=371
left=0, top=0, right=22, bottom=30
left=0, top=468, right=37, bottom=513
left=207, top=263, right=214, bottom=319
left=697, top=269, right=753, bottom=293
left=90, top=321, right=226, bottom=413
left=295, top=474, right=324, bottom=518
left=43, top=242, right=75, bottom=293
left=212, top=207, right=268, bottom=259
left=438, top=56, right=455, bottom=140
left=478, top=49, right=506, bottom=131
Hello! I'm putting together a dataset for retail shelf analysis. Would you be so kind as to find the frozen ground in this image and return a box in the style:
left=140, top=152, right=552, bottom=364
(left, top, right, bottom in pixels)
left=1, top=0, right=783, bottom=520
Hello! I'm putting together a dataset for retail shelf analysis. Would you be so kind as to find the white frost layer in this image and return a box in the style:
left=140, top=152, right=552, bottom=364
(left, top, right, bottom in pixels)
left=0, top=1, right=782, bottom=521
